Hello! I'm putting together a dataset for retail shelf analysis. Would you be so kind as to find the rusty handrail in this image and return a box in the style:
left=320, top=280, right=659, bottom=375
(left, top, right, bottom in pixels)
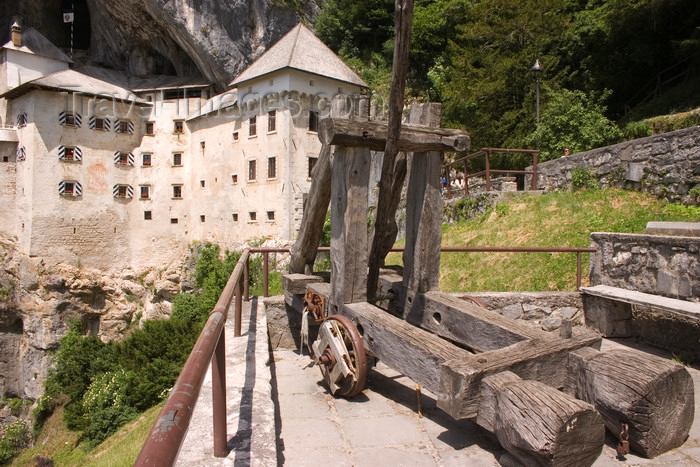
left=134, top=249, right=250, bottom=465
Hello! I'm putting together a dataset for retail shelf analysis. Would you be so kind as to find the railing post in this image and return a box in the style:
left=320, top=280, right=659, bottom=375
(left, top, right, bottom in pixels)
left=212, top=328, right=227, bottom=457
left=464, top=162, right=469, bottom=195
left=263, top=252, right=269, bottom=297
left=235, top=278, right=243, bottom=337
left=243, top=256, right=250, bottom=301
left=531, top=151, right=538, bottom=190
left=576, top=252, right=582, bottom=290
left=485, top=151, right=491, bottom=191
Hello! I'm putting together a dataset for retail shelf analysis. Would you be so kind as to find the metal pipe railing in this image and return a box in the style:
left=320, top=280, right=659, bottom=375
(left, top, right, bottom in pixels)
left=134, top=249, right=250, bottom=465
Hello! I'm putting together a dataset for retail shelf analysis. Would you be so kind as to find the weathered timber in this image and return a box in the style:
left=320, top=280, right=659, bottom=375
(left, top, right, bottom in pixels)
left=409, top=291, right=540, bottom=352
left=281, top=273, right=325, bottom=295
left=289, top=96, right=367, bottom=274
left=366, top=0, right=414, bottom=300
left=402, top=103, right=444, bottom=304
left=341, top=301, right=470, bottom=395
left=568, top=346, right=695, bottom=458
left=478, top=371, right=604, bottom=467
left=288, top=144, right=333, bottom=273
left=330, top=146, right=371, bottom=309
left=438, top=331, right=601, bottom=419
left=317, top=118, right=470, bottom=153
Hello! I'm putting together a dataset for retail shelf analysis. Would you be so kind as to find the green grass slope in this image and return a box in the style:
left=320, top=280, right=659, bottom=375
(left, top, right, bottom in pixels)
left=388, top=188, right=700, bottom=292
left=11, top=403, right=162, bottom=466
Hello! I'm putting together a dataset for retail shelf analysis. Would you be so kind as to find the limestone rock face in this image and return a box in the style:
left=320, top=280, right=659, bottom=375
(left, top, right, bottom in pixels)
left=0, top=234, right=194, bottom=401
left=3, top=0, right=320, bottom=90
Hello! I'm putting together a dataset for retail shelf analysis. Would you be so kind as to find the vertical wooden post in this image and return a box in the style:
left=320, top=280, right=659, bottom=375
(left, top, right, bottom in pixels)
left=402, top=103, right=443, bottom=322
left=330, top=146, right=371, bottom=312
left=212, top=329, right=227, bottom=457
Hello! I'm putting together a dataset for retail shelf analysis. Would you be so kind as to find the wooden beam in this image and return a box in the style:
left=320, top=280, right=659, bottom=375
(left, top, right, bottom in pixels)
left=330, top=146, right=371, bottom=309
left=478, top=371, right=604, bottom=466
left=568, top=346, right=695, bottom=458
left=317, top=118, right=470, bottom=152
left=403, top=103, right=444, bottom=311
left=366, top=0, right=415, bottom=300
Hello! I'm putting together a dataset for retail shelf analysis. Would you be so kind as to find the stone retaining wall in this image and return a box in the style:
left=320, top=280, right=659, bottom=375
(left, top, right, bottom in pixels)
left=525, top=126, right=700, bottom=205
left=589, top=232, right=700, bottom=302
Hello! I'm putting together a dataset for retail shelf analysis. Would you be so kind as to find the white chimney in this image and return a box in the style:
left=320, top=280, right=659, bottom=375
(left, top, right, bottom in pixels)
left=11, top=22, right=21, bottom=47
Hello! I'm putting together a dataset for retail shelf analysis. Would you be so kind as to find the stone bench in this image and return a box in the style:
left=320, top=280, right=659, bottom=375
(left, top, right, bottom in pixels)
left=581, top=285, right=700, bottom=359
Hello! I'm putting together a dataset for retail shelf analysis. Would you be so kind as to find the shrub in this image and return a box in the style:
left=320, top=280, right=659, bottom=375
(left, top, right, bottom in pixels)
left=570, top=167, right=598, bottom=190
left=0, top=420, right=31, bottom=464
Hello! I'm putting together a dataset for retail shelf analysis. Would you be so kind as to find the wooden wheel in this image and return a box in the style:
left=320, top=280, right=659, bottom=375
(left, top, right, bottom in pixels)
left=312, top=314, right=367, bottom=398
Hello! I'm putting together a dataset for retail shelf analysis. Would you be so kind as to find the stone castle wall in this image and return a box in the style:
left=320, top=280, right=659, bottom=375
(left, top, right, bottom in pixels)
left=589, top=232, right=700, bottom=302
left=526, top=126, right=700, bottom=205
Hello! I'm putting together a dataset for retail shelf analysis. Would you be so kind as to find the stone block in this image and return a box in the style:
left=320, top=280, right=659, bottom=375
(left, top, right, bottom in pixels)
left=500, top=303, right=522, bottom=320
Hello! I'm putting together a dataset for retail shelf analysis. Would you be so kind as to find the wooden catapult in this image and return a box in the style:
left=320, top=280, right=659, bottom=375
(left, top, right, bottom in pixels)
left=282, top=2, right=694, bottom=464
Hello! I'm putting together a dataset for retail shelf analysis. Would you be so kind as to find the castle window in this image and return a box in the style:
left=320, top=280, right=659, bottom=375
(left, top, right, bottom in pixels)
left=174, top=120, right=184, bottom=133
left=308, top=156, right=318, bottom=179
left=142, top=153, right=152, bottom=166
left=16, top=113, right=27, bottom=128
left=145, top=121, right=154, bottom=135
left=89, top=116, right=110, bottom=131
left=115, top=119, right=134, bottom=134
left=171, top=218, right=178, bottom=224
left=266, top=211, right=275, bottom=221
left=267, top=156, right=277, bottom=179
left=232, top=213, right=239, bottom=222
left=144, top=211, right=152, bottom=220
left=232, top=131, right=239, bottom=142
left=200, top=215, right=205, bottom=222
left=249, top=116, right=257, bottom=137
left=267, top=110, right=276, bottom=133
left=248, top=160, right=257, bottom=182
left=200, top=180, right=205, bottom=188
left=140, top=185, right=150, bottom=199
left=172, top=153, right=182, bottom=166
left=172, top=184, right=183, bottom=199
left=308, top=111, right=318, bottom=132
left=113, top=184, right=134, bottom=199
left=114, top=151, right=134, bottom=166
left=249, top=211, right=257, bottom=222
left=59, top=146, right=82, bottom=161
left=59, top=111, right=81, bottom=127
left=16, top=146, right=26, bottom=161
left=232, top=174, right=238, bottom=184
left=59, top=180, right=82, bottom=197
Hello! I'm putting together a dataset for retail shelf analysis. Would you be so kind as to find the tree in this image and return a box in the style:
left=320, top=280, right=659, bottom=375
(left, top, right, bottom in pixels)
left=525, top=88, right=622, bottom=161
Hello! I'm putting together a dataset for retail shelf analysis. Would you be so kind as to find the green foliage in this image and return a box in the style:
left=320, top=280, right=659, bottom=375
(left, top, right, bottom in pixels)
left=525, top=88, right=622, bottom=162
left=622, top=120, right=654, bottom=140
left=0, top=420, right=31, bottom=464
left=570, top=167, right=598, bottom=191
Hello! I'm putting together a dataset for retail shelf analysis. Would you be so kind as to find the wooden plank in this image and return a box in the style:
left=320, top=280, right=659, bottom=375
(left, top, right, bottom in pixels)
left=411, top=291, right=542, bottom=351
left=569, top=346, right=695, bottom=458
left=330, top=146, right=371, bottom=309
left=478, top=371, right=604, bottom=467
left=366, top=0, right=414, bottom=300
left=402, top=103, right=443, bottom=301
left=281, top=273, right=325, bottom=295
left=438, top=331, right=601, bottom=419
left=317, top=118, right=470, bottom=152
left=341, top=301, right=471, bottom=395
left=581, top=285, right=700, bottom=319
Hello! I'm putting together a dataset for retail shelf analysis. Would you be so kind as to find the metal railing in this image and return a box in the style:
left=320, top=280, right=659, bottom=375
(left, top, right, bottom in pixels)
left=136, top=243, right=595, bottom=464
left=135, top=249, right=249, bottom=465
left=442, top=147, right=539, bottom=198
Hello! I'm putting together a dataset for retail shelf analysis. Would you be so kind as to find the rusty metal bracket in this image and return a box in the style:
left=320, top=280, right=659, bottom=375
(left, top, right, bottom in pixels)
left=304, top=289, right=327, bottom=321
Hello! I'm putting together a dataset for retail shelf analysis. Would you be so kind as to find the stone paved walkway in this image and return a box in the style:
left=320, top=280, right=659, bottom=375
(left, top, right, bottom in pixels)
left=178, top=298, right=700, bottom=466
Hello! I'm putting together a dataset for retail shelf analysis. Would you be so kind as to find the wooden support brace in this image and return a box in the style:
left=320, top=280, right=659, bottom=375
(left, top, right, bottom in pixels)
left=330, top=146, right=371, bottom=309
left=568, top=346, right=695, bottom=458
left=477, top=371, right=605, bottom=466
left=318, top=117, right=470, bottom=153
